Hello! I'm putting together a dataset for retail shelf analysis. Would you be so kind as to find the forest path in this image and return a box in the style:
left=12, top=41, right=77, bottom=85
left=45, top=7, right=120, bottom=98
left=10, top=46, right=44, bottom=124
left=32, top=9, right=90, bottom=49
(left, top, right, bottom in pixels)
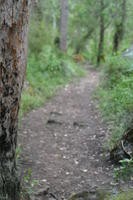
left=19, top=66, right=114, bottom=200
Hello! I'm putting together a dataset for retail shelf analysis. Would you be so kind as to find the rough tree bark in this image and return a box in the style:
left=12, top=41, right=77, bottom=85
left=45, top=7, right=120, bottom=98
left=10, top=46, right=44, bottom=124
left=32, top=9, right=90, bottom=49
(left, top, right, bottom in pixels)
left=97, top=0, right=105, bottom=66
left=113, top=0, right=126, bottom=52
left=0, top=1, right=30, bottom=199
left=60, top=0, right=69, bottom=52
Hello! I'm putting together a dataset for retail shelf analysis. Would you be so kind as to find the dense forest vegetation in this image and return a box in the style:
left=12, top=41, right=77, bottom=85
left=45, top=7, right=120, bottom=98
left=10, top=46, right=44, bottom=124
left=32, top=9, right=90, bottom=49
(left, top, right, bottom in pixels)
left=1, top=0, right=133, bottom=199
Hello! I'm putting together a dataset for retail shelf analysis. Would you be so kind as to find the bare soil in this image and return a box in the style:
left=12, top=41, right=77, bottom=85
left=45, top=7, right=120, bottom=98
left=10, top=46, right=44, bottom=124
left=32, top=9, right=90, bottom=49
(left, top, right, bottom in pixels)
left=19, top=67, right=114, bottom=200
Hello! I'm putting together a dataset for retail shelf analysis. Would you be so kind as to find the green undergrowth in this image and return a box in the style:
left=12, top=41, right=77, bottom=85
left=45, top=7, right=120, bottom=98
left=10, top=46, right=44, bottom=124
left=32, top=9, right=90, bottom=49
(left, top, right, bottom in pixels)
left=108, top=191, right=133, bottom=200
left=111, top=190, right=133, bottom=200
left=20, top=46, right=85, bottom=116
left=97, top=55, right=133, bottom=149
left=68, top=189, right=133, bottom=200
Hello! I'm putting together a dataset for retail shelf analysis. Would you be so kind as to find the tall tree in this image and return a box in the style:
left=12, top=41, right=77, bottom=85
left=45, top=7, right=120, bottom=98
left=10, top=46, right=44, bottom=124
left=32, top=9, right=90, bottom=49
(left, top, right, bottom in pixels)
left=60, top=0, right=69, bottom=52
left=113, top=0, right=126, bottom=52
left=97, top=0, right=105, bottom=66
left=0, top=1, right=30, bottom=199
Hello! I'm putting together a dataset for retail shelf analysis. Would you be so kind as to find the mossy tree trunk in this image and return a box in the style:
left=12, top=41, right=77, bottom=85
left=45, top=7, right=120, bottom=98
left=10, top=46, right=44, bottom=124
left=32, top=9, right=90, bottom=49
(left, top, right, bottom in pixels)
left=0, top=1, right=29, bottom=199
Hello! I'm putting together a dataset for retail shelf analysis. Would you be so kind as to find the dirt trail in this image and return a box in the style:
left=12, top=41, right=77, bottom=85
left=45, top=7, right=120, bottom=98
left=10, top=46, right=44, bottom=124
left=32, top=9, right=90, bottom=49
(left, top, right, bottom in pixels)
left=19, top=67, right=114, bottom=199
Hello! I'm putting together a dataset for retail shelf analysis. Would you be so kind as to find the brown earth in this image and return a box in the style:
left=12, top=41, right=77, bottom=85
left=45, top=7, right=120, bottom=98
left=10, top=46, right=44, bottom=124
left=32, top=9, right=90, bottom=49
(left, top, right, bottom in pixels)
left=19, top=67, right=114, bottom=200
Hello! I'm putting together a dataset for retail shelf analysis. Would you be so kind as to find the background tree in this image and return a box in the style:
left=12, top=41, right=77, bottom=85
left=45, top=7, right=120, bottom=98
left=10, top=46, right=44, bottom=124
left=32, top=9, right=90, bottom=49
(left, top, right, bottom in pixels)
left=97, top=0, right=105, bottom=66
left=113, top=0, right=127, bottom=52
left=60, top=0, right=69, bottom=52
left=68, top=0, right=98, bottom=54
left=0, top=1, right=30, bottom=199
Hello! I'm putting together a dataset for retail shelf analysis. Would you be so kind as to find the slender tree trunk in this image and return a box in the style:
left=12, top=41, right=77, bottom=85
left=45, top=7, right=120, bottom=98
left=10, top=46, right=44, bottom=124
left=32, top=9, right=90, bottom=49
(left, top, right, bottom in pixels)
left=113, top=0, right=126, bottom=52
left=60, top=0, right=69, bottom=52
left=97, top=0, right=105, bottom=66
left=53, top=13, right=57, bottom=30
left=0, top=1, right=29, bottom=199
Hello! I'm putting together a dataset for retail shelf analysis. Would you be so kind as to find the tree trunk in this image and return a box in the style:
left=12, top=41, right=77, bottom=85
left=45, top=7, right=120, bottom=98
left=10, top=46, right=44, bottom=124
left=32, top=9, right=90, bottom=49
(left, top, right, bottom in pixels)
left=0, top=1, right=29, bottom=199
left=97, top=0, right=105, bottom=66
left=113, top=0, right=126, bottom=52
left=60, top=0, right=69, bottom=52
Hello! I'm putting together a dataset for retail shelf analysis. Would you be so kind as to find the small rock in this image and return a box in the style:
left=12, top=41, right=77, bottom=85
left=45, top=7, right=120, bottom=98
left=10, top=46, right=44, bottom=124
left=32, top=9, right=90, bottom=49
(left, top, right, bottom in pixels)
left=36, top=186, right=50, bottom=196
left=41, top=179, right=47, bottom=182
left=81, top=169, right=88, bottom=173
left=74, top=159, right=79, bottom=165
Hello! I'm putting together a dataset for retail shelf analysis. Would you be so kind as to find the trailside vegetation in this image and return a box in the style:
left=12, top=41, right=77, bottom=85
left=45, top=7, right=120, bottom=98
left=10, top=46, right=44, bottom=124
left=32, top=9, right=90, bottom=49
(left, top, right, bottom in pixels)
left=21, top=0, right=133, bottom=157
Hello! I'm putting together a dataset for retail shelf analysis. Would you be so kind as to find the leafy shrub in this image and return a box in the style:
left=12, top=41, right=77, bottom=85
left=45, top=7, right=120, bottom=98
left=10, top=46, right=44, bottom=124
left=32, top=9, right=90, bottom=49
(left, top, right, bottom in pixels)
left=38, top=45, right=63, bottom=75
left=114, top=159, right=133, bottom=182
left=83, top=38, right=98, bottom=65
left=97, top=55, right=133, bottom=149
left=103, top=56, right=133, bottom=88
left=28, top=19, right=53, bottom=56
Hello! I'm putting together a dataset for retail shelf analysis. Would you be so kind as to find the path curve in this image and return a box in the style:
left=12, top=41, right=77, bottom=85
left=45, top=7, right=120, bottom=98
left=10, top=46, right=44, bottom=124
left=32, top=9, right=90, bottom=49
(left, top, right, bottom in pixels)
left=19, top=67, right=113, bottom=200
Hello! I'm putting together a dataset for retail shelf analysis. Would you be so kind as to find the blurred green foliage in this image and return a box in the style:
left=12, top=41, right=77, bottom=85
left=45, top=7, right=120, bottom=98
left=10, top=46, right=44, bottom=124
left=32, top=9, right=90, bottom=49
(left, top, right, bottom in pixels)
left=20, top=0, right=85, bottom=115
left=97, top=56, right=133, bottom=149
left=20, top=49, right=84, bottom=115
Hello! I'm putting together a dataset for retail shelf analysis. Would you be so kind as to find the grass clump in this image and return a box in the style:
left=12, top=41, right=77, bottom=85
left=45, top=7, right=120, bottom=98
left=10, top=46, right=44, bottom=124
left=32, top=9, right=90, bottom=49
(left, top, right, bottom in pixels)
left=97, top=55, right=133, bottom=149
